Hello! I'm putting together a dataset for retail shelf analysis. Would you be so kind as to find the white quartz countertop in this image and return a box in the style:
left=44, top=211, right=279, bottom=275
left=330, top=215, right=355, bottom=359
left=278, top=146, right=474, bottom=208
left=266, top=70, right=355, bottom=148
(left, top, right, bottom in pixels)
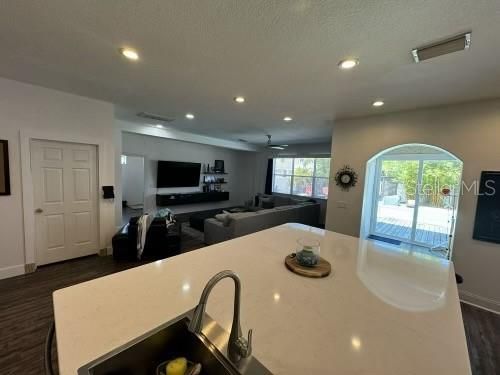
left=53, top=223, right=471, bottom=375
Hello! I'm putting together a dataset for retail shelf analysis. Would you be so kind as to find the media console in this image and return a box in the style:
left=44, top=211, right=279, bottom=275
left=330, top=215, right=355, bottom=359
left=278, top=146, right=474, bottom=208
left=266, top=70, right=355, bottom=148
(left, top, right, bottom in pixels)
left=156, top=191, right=229, bottom=206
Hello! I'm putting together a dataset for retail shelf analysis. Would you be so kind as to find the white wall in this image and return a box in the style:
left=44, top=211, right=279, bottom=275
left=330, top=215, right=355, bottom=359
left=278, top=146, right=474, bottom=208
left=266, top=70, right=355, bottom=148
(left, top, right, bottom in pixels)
left=120, top=132, right=256, bottom=217
left=0, top=77, right=116, bottom=279
left=325, top=99, right=500, bottom=312
left=121, top=155, right=145, bottom=206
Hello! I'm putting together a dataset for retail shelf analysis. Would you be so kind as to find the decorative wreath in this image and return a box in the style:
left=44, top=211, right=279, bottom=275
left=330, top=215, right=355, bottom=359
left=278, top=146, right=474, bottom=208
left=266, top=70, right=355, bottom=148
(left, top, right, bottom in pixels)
left=334, top=165, right=358, bottom=191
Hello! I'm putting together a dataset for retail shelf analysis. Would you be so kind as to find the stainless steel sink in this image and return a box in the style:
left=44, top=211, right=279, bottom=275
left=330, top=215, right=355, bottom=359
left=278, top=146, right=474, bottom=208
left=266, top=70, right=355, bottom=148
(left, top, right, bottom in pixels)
left=77, top=310, right=272, bottom=375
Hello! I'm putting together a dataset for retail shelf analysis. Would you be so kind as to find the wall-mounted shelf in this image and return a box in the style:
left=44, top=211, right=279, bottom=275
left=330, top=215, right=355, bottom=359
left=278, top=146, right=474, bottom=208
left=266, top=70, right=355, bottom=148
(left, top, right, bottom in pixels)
left=156, top=191, right=229, bottom=206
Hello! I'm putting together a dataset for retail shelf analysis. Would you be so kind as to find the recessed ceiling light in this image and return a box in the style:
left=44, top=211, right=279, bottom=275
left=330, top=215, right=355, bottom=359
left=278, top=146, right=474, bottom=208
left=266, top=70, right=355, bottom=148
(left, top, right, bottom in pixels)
left=155, top=124, right=164, bottom=128
left=338, top=58, right=359, bottom=70
left=372, top=100, right=385, bottom=107
left=283, top=116, right=293, bottom=122
left=234, top=96, right=245, bottom=103
left=185, top=113, right=195, bottom=119
left=120, top=48, right=139, bottom=61
left=351, top=336, right=362, bottom=351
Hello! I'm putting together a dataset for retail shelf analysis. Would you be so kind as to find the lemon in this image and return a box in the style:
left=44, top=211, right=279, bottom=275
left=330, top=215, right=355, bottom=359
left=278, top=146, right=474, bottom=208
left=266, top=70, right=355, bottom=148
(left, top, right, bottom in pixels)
left=166, top=357, right=188, bottom=375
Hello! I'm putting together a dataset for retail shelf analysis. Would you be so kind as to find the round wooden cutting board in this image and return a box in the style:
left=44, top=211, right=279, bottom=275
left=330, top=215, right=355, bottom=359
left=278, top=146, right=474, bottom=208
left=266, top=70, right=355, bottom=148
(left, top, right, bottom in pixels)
left=284, top=254, right=331, bottom=278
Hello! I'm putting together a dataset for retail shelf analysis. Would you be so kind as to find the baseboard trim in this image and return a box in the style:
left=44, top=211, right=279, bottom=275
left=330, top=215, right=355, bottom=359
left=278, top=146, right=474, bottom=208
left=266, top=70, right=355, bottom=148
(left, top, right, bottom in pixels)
left=459, top=290, right=500, bottom=315
left=98, top=247, right=113, bottom=256
left=0, top=264, right=25, bottom=280
left=25, top=263, right=37, bottom=273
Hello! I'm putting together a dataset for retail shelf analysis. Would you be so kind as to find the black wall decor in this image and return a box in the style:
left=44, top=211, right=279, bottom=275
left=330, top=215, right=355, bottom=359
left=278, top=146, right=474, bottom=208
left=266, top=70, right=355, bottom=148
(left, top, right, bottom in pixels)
left=473, top=171, right=500, bottom=244
left=102, top=186, right=115, bottom=199
left=334, top=165, right=358, bottom=191
left=0, top=140, right=10, bottom=195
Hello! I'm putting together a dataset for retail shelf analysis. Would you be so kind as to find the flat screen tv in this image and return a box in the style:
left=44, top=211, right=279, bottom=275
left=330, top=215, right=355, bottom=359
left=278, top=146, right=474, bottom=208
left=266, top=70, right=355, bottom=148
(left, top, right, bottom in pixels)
left=157, top=161, right=201, bottom=188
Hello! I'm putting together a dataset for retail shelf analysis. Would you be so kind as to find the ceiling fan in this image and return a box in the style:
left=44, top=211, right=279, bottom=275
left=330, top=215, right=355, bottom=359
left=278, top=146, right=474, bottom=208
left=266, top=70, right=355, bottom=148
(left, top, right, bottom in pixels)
left=266, top=135, right=288, bottom=150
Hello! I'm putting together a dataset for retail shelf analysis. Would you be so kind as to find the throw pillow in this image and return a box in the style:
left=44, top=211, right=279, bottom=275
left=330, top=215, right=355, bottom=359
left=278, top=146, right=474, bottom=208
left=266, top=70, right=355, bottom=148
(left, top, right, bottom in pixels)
left=215, top=213, right=230, bottom=226
left=260, top=196, right=275, bottom=209
left=156, top=208, right=170, bottom=218
left=157, top=208, right=176, bottom=222
left=274, top=205, right=296, bottom=210
left=291, top=198, right=307, bottom=205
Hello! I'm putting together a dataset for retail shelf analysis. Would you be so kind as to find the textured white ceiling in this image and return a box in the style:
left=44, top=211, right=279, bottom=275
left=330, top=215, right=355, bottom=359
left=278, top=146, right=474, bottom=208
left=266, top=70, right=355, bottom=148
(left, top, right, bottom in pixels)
left=0, top=0, right=499, bottom=144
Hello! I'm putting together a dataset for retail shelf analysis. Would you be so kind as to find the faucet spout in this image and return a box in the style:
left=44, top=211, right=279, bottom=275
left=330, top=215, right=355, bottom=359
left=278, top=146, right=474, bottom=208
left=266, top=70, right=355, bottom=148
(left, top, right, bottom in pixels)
left=188, top=270, right=252, bottom=363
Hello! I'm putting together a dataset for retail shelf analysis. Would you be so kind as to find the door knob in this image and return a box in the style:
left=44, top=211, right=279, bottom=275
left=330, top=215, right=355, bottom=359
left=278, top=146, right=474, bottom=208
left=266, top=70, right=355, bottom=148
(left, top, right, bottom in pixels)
left=35, top=208, right=43, bottom=213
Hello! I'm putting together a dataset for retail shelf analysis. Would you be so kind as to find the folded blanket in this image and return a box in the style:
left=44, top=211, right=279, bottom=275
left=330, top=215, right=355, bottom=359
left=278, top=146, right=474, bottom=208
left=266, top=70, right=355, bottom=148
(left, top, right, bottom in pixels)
left=136, top=213, right=151, bottom=259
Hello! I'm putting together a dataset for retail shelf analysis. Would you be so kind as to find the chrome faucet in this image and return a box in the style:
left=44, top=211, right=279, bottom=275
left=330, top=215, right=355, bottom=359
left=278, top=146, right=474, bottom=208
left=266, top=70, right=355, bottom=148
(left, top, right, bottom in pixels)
left=188, top=270, right=253, bottom=363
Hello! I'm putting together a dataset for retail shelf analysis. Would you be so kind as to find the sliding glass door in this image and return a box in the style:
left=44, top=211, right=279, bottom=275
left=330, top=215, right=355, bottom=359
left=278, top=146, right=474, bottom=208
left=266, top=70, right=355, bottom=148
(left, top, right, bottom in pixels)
left=371, top=156, right=461, bottom=251
left=373, top=160, right=419, bottom=241
left=414, top=160, right=462, bottom=248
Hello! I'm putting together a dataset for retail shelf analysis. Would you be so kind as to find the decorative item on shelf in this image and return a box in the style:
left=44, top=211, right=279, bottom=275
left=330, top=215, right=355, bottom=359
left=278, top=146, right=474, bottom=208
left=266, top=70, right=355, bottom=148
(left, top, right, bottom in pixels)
left=334, top=165, right=358, bottom=191
left=214, top=160, right=225, bottom=173
left=0, top=139, right=11, bottom=195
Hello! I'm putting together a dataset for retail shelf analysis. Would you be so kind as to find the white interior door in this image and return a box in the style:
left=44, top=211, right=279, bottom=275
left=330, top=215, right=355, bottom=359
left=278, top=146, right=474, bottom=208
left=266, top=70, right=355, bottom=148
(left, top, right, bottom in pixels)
left=31, top=140, right=99, bottom=265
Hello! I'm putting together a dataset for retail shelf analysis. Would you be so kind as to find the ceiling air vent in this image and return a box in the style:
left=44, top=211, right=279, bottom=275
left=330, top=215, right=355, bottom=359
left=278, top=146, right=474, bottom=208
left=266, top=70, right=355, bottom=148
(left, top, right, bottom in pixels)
left=136, top=111, right=175, bottom=123
left=412, top=32, right=471, bottom=63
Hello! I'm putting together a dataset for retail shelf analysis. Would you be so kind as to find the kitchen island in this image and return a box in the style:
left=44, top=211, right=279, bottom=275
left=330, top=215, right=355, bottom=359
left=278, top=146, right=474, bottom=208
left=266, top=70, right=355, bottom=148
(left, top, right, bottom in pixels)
left=53, top=223, right=471, bottom=374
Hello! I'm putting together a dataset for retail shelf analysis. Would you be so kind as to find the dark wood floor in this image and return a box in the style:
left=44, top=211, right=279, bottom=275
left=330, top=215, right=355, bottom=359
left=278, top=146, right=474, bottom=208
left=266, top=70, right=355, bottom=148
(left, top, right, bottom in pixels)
left=461, top=303, right=500, bottom=374
left=1, top=232, right=499, bottom=374
left=0, top=255, right=143, bottom=374
left=0, top=224, right=205, bottom=375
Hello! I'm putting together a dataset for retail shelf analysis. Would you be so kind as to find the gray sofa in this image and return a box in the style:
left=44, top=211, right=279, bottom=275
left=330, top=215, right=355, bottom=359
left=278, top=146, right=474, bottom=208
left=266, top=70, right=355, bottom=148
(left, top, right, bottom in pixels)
left=204, top=196, right=320, bottom=245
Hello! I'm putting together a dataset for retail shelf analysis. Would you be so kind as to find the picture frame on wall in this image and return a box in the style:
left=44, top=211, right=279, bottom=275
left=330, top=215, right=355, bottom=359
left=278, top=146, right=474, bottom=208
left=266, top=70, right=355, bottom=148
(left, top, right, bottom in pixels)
left=473, top=171, right=500, bottom=244
left=0, top=139, right=11, bottom=195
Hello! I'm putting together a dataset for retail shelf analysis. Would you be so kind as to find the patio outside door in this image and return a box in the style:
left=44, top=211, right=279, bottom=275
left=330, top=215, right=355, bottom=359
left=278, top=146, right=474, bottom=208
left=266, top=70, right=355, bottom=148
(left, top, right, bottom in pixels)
left=374, top=160, right=418, bottom=241
left=371, top=155, right=461, bottom=252
left=414, top=160, right=461, bottom=249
